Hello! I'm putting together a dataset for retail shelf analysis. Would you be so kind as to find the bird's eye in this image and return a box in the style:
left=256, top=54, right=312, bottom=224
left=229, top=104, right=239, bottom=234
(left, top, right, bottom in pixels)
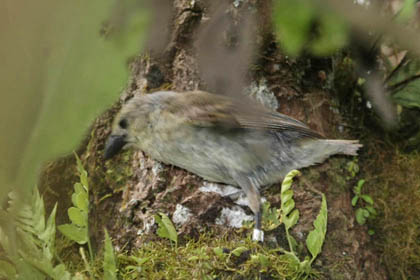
left=119, top=119, right=128, bottom=129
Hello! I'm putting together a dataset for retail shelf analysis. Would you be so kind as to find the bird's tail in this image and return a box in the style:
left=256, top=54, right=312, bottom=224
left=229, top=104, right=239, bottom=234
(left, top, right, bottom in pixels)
left=323, top=139, right=363, bottom=156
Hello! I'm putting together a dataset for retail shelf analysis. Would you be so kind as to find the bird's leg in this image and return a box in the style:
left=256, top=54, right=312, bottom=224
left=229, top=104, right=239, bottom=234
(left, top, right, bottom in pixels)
left=235, top=176, right=264, bottom=242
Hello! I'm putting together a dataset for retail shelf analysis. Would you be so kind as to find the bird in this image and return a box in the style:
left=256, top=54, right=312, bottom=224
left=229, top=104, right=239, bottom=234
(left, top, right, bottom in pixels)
left=104, top=90, right=362, bottom=242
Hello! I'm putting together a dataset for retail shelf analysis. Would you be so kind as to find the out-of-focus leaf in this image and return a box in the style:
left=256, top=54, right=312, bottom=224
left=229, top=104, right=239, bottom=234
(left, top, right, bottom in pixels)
left=273, top=1, right=348, bottom=56
left=0, top=0, right=150, bottom=201
left=355, top=208, right=367, bottom=225
left=366, top=206, right=377, bottom=216
left=397, top=0, right=417, bottom=22
left=273, top=0, right=314, bottom=56
left=52, top=264, right=72, bottom=280
left=311, top=13, right=348, bottom=56
left=0, top=260, right=16, bottom=279
left=361, top=195, right=374, bottom=205
left=393, top=81, right=420, bottom=108
left=351, top=196, right=359, bottom=206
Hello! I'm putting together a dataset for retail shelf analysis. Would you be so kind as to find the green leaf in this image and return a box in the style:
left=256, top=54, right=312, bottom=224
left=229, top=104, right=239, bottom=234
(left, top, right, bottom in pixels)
left=281, top=190, right=294, bottom=205
left=397, top=0, right=417, bottom=22
left=250, top=254, right=269, bottom=267
left=15, top=258, right=46, bottom=280
left=311, top=13, right=348, bottom=56
left=213, top=247, right=225, bottom=258
left=351, top=196, right=359, bottom=206
left=129, top=256, right=149, bottom=266
left=231, top=246, right=248, bottom=257
left=187, top=256, right=199, bottom=261
left=58, top=224, right=88, bottom=245
left=0, top=260, right=16, bottom=279
left=393, top=81, right=420, bottom=108
left=0, top=0, right=150, bottom=198
left=354, top=179, right=365, bottom=194
left=39, top=203, right=57, bottom=261
left=103, top=230, right=117, bottom=280
left=262, top=202, right=281, bottom=231
left=52, top=264, right=71, bottom=280
left=361, top=194, right=374, bottom=205
left=67, top=207, right=87, bottom=227
left=362, top=209, right=370, bottom=218
left=288, top=234, right=298, bottom=253
left=282, top=199, right=295, bottom=216
left=281, top=170, right=301, bottom=194
left=366, top=206, right=377, bottom=216
left=155, top=213, right=178, bottom=245
left=73, top=191, right=89, bottom=213
left=355, top=208, right=367, bottom=225
left=306, top=194, right=327, bottom=263
left=73, top=183, right=84, bottom=195
left=284, top=209, right=300, bottom=230
left=273, top=0, right=315, bottom=56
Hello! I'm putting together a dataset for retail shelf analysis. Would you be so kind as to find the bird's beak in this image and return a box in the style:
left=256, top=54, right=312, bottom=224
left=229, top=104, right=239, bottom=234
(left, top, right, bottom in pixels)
left=104, top=134, right=127, bottom=160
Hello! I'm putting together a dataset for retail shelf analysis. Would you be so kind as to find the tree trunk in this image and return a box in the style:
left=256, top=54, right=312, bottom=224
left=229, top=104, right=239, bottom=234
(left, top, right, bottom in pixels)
left=40, top=1, right=387, bottom=279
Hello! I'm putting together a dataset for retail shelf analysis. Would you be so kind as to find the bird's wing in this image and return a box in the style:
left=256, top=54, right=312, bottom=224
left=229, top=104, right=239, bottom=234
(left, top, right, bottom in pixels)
left=166, top=91, right=323, bottom=138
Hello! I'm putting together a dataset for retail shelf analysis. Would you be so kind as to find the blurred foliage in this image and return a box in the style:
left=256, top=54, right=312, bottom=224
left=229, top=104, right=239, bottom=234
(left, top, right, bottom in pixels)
left=0, top=189, right=71, bottom=280
left=388, top=59, right=420, bottom=109
left=272, top=0, right=348, bottom=56
left=0, top=0, right=150, bottom=201
left=0, top=186, right=119, bottom=279
left=396, top=0, right=417, bottom=22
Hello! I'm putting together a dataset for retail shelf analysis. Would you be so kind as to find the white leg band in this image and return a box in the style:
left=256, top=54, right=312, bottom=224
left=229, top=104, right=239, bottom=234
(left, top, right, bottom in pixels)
left=252, top=229, right=264, bottom=242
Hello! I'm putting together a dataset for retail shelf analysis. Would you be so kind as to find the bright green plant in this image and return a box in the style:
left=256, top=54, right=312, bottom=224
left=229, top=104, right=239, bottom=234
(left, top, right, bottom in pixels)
left=0, top=188, right=76, bottom=280
left=104, top=230, right=118, bottom=280
left=0, top=154, right=120, bottom=279
left=352, top=179, right=377, bottom=227
left=279, top=170, right=328, bottom=275
left=58, top=153, right=93, bottom=260
left=346, top=158, right=360, bottom=179
left=261, top=201, right=282, bottom=231
left=155, top=213, right=178, bottom=246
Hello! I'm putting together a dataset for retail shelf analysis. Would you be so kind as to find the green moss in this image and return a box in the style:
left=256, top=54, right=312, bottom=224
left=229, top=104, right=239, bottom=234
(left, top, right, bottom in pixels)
left=364, top=150, right=420, bottom=279
left=103, top=149, right=134, bottom=192
left=116, top=232, right=320, bottom=280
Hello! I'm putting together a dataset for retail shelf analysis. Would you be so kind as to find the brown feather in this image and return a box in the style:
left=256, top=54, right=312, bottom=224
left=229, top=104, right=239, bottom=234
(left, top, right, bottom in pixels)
left=165, top=91, right=323, bottom=138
